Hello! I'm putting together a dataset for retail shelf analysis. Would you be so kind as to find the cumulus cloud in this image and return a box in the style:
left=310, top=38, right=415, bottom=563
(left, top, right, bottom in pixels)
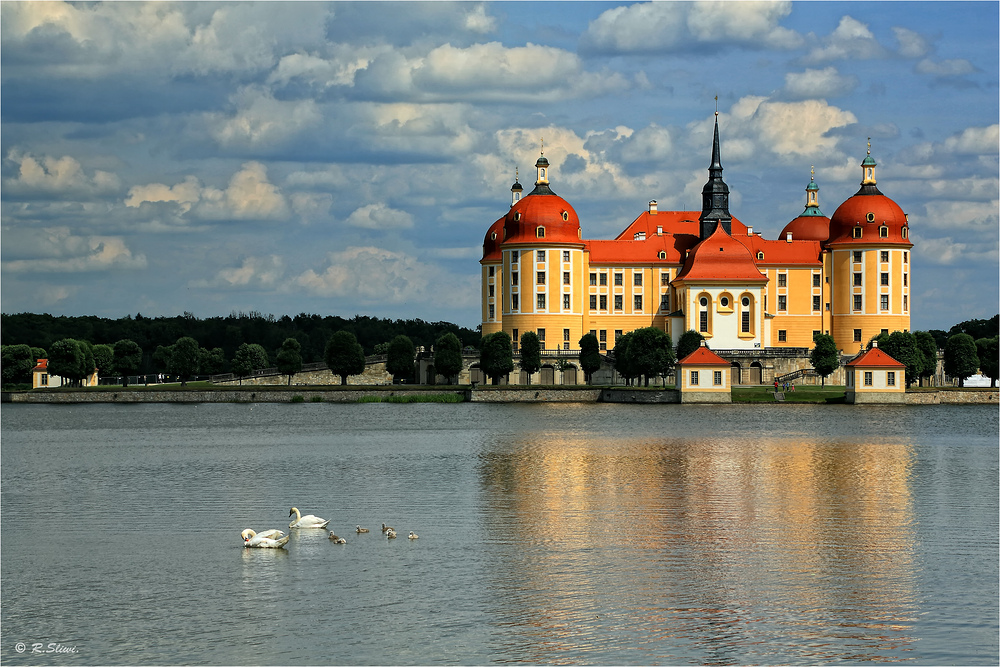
left=345, top=203, right=415, bottom=230
left=803, top=15, right=888, bottom=63
left=915, top=57, right=976, bottom=78
left=4, top=151, right=120, bottom=198
left=922, top=200, right=999, bottom=231
left=192, top=255, right=286, bottom=290
left=209, top=86, right=322, bottom=149
left=783, top=67, right=859, bottom=99
left=581, top=1, right=803, bottom=54
left=892, top=27, right=931, bottom=58
left=1, top=226, right=147, bottom=273
left=913, top=233, right=999, bottom=266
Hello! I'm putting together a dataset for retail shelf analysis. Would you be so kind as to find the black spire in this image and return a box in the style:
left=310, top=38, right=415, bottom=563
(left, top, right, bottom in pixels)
left=699, top=114, right=732, bottom=239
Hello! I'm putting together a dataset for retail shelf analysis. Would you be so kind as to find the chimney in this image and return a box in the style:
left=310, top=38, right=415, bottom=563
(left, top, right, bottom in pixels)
left=786, top=231, right=793, bottom=243
left=657, top=226, right=663, bottom=235
left=649, top=200, right=658, bottom=214
left=747, top=226, right=753, bottom=236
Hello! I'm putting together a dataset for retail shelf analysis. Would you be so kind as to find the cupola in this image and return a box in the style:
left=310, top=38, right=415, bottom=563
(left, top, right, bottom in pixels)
left=827, top=142, right=912, bottom=248
left=699, top=112, right=732, bottom=239
left=510, top=169, right=523, bottom=207
left=779, top=166, right=830, bottom=242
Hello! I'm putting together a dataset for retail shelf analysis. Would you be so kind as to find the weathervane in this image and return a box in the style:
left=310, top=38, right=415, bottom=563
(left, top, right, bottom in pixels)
left=715, top=95, right=718, bottom=116
left=867, top=137, right=871, bottom=155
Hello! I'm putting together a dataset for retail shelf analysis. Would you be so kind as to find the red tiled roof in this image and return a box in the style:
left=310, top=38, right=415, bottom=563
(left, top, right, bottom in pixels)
left=32, top=359, right=48, bottom=371
left=779, top=214, right=831, bottom=243
left=828, top=192, right=912, bottom=247
left=500, top=192, right=582, bottom=246
left=743, top=236, right=823, bottom=266
left=481, top=216, right=504, bottom=262
left=674, top=225, right=768, bottom=283
left=845, top=346, right=905, bottom=368
left=677, top=345, right=730, bottom=366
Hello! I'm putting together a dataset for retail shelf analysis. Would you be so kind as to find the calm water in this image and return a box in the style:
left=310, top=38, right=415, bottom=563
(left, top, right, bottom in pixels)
left=1, top=402, right=997, bottom=666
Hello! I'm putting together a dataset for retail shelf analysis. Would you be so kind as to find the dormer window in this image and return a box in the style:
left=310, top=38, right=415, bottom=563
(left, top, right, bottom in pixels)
left=561, top=211, right=569, bottom=221
left=757, top=251, right=764, bottom=260
left=658, top=251, right=667, bottom=260
left=853, top=227, right=863, bottom=239
left=866, top=212, right=875, bottom=223
left=536, top=226, right=545, bottom=238
left=879, top=225, right=888, bottom=238
left=513, top=212, right=521, bottom=222
left=902, top=226, right=909, bottom=239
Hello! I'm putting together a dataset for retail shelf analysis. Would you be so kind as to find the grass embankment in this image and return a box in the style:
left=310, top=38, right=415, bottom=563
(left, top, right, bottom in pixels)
left=732, top=385, right=847, bottom=403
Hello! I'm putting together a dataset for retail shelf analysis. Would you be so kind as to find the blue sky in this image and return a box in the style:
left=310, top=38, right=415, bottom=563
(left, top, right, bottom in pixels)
left=2, top=1, right=997, bottom=331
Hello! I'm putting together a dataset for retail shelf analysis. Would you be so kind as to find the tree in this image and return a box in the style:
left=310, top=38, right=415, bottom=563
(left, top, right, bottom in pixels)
left=612, top=331, right=639, bottom=386
left=92, top=344, right=115, bottom=378
left=386, top=335, right=415, bottom=383
left=199, top=347, right=226, bottom=376
left=809, top=333, right=840, bottom=387
left=479, top=331, right=513, bottom=385
left=232, top=343, right=270, bottom=384
left=113, top=339, right=143, bottom=387
left=628, top=327, right=675, bottom=386
left=434, top=332, right=464, bottom=384
left=152, top=345, right=172, bottom=374
left=518, top=331, right=541, bottom=385
left=913, top=331, right=939, bottom=387
left=578, top=333, right=602, bottom=385
left=325, top=331, right=366, bottom=385
left=976, top=336, right=998, bottom=387
left=276, top=338, right=303, bottom=385
left=875, top=331, right=921, bottom=387
left=2, top=344, right=36, bottom=386
left=48, top=338, right=86, bottom=386
left=944, top=333, right=979, bottom=387
left=676, top=330, right=704, bottom=362
left=167, top=337, right=201, bottom=386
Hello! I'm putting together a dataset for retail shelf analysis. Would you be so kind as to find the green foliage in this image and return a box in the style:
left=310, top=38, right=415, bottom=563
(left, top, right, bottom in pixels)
left=152, top=345, right=172, bottom=373
left=113, top=339, right=143, bottom=387
left=325, top=331, right=366, bottom=385
left=577, top=333, right=602, bottom=384
left=944, top=333, right=980, bottom=387
left=913, top=331, right=939, bottom=384
left=975, top=336, right=998, bottom=387
left=612, top=332, right=638, bottom=385
left=290, top=395, right=305, bottom=403
left=433, top=332, right=464, bottom=384
left=676, top=330, right=704, bottom=362
left=199, top=347, right=226, bottom=375
left=386, top=335, right=416, bottom=382
left=873, top=331, right=922, bottom=387
left=949, top=315, right=999, bottom=341
left=479, top=331, right=513, bottom=385
left=232, top=343, right=270, bottom=381
left=167, top=337, right=201, bottom=386
left=2, top=344, right=36, bottom=385
left=92, top=344, right=115, bottom=377
left=518, top=331, right=541, bottom=384
left=276, top=337, right=303, bottom=385
left=48, top=339, right=86, bottom=386
left=623, top=327, right=675, bottom=386
left=809, top=333, right=840, bottom=387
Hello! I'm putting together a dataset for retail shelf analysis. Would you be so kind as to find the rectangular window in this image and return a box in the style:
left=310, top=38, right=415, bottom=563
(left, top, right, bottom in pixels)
left=904, top=252, right=908, bottom=263
left=713, top=370, right=722, bottom=386
left=903, top=295, right=908, bottom=311
left=853, top=272, right=862, bottom=286
left=778, top=273, right=787, bottom=287
left=778, top=295, right=787, bottom=311
left=599, top=273, right=607, bottom=286
left=742, top=311, right=750, bottom=333
left=887, top=371, right=896, bottom=386
left=864, top=371, right=873, bottom=386
left=511, top=272, right=518, bottom=286
left=812, top=296, right=820, bottom=311
left=614, top=273, right=623, bottom=286
left=903, top=273, right=908, bottom=286
left=853, top=251, right=862, bottom=263
left=813, top=330, right=820, bottom=340
left=511, top=250, right=519, bottom=262
left=881, top=272, right=889, bottom=286
left=854, top=295, right=862, bottom=311
left=41, top=374, right=48, bottom=386
left=563, top=271, right=570, bottom=285
left=854, top=329, right=862, bottom=342
left=599, top=330, right=606, bottom=342
left=537, top=294, right=546, bottom=310
left=563, top=250, right=570, bottom=262
left=488, top=266, right=494, bottom=277
left=590, top=295, right=597, bottom=310
left=590, top=272, right=597, bottom=285
left=600, top=294, right=607, bottom=310
left=690, top=370, right=699, bottom=386
left=699, top=311, right=708, bottom=332
left=512, top=328, right=518, bottom=346
left=589, top=329, right=596, bottom=339
left=661, top=295, right=670, bottom=311
left=615, top=330, right=623, bottom=342
left=511, top=294, right=519, bottom=310
left=634, top=295, right=643, bottom=311
left=813, top=274, right=821, bottom=287
left=853, top=227, right=863, bottom=239
left=563, top=328, right=570, bottom=342
left=488, top=284, right=494, bottom=297
left=880, top=294, right=889, bottom=310
left=614, top=295, right=623, bottom=310
left=778, top=329, right=787, bottom=342
left=537, top=250, right=545, bottom=262
left=634, top=273, right=643, bottom=286
left=537, top=328, right=545, bottom=342
left=563, top=294, right=570, bottom=310
left=537, top=271, right=545, bottom=284
left=881, top=251, right=889, bottom=262
left=661, top=272, right=670, bottom=286
left=825, top=302, right=830, bottom=311
left=488, top=305, right=495, bottom=319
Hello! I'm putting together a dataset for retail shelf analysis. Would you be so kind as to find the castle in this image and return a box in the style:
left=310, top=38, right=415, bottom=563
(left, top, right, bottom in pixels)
left=480, top=115, right=912, bottom=383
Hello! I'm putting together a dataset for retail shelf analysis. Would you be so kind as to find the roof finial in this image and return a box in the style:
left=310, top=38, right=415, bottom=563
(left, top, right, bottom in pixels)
left=515, top=166, right=519, bottom=181
left=540, top=137, right=544, bottom=156
left=867, top=137, right=871, bottom=155
left=714, top=95, right=718, bottom=116
left=810, top=165, right=815, bottom=181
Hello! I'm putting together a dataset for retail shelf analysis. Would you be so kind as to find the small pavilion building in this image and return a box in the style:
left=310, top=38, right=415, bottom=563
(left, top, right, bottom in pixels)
left=844, top=342, right=906, bottom=403
left=676, top=342, right=731, bottom=403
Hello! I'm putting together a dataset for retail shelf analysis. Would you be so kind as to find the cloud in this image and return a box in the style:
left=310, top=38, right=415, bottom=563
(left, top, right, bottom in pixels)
left=1, top=226, right=147, bottom=273
left=942, top=125, right=1000, bottom=155
left=913, top=233, right=999, bottom=266
left=915, top=57, right=976, bottom=77
left=126, top=162, right=289, bottom=222
left=783, top=67, right=859, bottom=99
left=4, top=151, right=120, bottom=199
left=892, top=27, right=931, bottom=58
left=209, top=86, right=322, bottom=149
left=581, top=1, right=803, bottom=54
left=922, top=200, right=999, bottom=231
left=192, top=255, right=286, bottom=290
left=803, top=15, right=888, bottom=63
left=345, top=203, right=415, bottom=230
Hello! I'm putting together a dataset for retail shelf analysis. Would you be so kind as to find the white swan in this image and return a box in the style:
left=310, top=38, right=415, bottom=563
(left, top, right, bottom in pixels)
left=328, top=532, right=347, bottom=544
left=356, top=525, right=370, bottom=534
left=408, top=531, right=418, bottom=540
left=241, top=529, right=289, bottom=549
left=381, top=523, right=395, bottom=534
left=288, top=507, right=330, bottom=529
left=386, top=528, right=397, bottom=539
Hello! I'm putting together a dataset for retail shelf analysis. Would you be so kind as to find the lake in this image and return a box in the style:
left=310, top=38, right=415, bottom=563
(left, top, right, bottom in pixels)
left=1, top=402, right=997, bottom=665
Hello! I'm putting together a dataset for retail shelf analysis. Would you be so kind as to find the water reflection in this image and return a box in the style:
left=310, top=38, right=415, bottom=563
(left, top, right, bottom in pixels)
left=479, top=434, right=919, bottom=664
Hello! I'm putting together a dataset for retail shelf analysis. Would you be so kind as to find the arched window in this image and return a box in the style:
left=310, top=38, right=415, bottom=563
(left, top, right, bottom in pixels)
left=879, top=225, right=888, bottom=238
left=561, top=211, right=569, bottom=221
left=757, top=251, right=764, bottom=260
left=902, top=226, right=908, bottom=239
left=853, top=226, right=863, bottom=239
left=658, top=251, right=666, bottom=260
left=536, top=227, right=545, bottom=238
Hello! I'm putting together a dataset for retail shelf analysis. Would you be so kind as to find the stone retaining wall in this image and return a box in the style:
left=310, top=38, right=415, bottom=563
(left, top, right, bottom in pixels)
left=600, top=389, right=679, bottom=403
left=467, top=388, right=601, bottom=403
left=3, top=389, right=462, bottom=404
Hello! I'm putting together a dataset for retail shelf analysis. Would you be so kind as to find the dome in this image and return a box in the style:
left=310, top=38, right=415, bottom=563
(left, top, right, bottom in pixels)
left=828, top=191, right=909, bottom=246
left=502, top=192, right=581, bottom=246
left=674, top=225, right=768, bottom=283
left=482, top=216, right=504, bottom=261
left=781, top=212, right=831, bottom=242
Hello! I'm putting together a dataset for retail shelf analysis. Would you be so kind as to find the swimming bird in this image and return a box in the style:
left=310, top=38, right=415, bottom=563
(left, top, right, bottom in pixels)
left=386, top=529, right=397, bottom=539
left=242, top=529, right=289, bottom=549
left=381, top=523, right=394, bottom=534
left=288, top=507, right=330, bottom=529
left=356, top=525, right=370, bottom=533
left=408, top=532, right=418, bottom=540
left=328, top=532, right=347, bottom=544
left=241, top=528, right=286, bottom=547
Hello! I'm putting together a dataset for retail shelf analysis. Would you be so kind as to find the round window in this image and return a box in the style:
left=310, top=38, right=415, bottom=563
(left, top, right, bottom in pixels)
left=866, top=212, right=875, bottom=222
left=720, top=297, right=729, bottom=307
left=491, top=232, right=497, bottom=240
left=742, top=297, right=750, bottom=307
left=562, top=211, right=569, bottom=221
left=700, top=297, right=708, bottom=307
left=513, top=212, right=521, bottom=221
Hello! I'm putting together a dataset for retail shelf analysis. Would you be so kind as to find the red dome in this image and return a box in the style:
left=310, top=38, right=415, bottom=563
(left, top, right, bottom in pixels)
left=780, top=213, right=830, bottom=242
left=502, top=193, right=582, bottom=246
left=482, top=216, right=504, bottom=261
left=828, top=191, right=911, bottom=247
left=674, top=225, right=768, bottom=283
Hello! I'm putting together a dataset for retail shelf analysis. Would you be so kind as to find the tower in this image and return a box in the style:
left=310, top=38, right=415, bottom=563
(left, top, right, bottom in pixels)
left=699, top=113, right=732, bottom=239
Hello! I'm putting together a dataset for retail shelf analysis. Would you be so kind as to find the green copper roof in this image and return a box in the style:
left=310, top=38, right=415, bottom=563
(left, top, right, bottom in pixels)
left=862, top=154, right=877, bottom=166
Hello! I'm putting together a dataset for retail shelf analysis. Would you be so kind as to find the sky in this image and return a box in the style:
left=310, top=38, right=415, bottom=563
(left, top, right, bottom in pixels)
left=2, top=1, right=997, bottom=332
